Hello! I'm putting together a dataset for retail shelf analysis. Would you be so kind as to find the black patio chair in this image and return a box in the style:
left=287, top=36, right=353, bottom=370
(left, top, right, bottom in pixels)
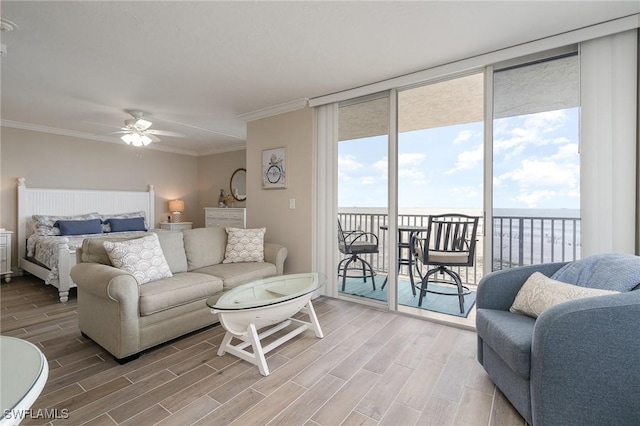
left=337, top=220, right=379, bottom=292
left=412, top=214, right=479, bottom=313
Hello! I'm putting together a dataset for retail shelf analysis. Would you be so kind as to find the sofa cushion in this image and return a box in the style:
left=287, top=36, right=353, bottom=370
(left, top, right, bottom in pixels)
left=510, top=272, right=619, bottom=318
left=193, top=262, right=276, bottom=290
left=223, top=227, right=266, bottom=263
left=155, top=231, right=188, bottom=274
left=139, top=272, right=223, bottom=316
left=103, top=234, right=173, bottom=285
left=551, top=253, right=640, bottom=292
left=476, top=309, right=535, bottom=379
left=81, top=234, right=146, bottom=265
left=183, top=227, right=227, bottom=270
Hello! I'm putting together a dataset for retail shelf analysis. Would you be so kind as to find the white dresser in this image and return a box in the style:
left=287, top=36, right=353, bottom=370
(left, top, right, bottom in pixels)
left=204, top=208, right=246, bottom=229
left=0, top=230, right=13, bottom=283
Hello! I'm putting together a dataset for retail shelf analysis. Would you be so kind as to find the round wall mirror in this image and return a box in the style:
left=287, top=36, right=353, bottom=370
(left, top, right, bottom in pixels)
left=230, top=168, right=247, bottom=202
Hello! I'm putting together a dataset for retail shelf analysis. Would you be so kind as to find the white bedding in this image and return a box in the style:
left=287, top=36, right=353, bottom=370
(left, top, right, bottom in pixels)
left=26, top=231, right=151, bottom=285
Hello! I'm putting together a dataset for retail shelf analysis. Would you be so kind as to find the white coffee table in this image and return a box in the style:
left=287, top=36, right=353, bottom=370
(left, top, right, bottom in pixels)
left=207, top=273, right=324, bottom=376
left=0, top=336, right=48, bottom=425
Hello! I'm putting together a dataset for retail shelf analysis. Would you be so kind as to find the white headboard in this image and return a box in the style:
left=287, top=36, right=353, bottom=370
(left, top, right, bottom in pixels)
left=17, top=177, right=155, bottom=257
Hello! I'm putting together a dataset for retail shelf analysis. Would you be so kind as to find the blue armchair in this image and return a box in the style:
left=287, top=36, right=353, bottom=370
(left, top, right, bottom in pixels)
left=476, top=260, right=640, bottom=426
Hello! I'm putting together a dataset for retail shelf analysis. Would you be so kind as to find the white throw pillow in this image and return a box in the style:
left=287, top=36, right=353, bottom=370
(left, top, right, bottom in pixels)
left=510, top=272, right=619, bottom=318
left=103, top=233, right=173, bottom=284
left=223, top=227, right=266, bottom=263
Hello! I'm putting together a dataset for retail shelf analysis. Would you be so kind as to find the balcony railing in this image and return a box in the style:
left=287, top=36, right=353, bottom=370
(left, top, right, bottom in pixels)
left=338, top=211, right=581, bottom=286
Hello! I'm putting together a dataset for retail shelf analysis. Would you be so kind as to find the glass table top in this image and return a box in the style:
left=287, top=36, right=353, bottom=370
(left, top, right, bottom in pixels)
left=1, top=336, right=48, bottom=420
left=207, top=272, right=324, bottom=311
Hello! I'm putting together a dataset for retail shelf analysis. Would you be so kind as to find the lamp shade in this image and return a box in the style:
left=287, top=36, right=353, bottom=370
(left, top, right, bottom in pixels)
left=168, top=199, right=185, bottom=213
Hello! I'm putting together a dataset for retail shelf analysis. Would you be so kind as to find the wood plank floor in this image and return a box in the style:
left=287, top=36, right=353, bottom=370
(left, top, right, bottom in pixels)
left=1, top=275, right=525, bottom=426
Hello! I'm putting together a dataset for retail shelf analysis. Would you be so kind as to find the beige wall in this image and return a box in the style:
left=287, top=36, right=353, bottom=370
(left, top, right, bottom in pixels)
left=197, top=150, right=246, bottom=228
left=246, top=107, right=314, bottom=273
left=1, top=127, right=200, bottom=266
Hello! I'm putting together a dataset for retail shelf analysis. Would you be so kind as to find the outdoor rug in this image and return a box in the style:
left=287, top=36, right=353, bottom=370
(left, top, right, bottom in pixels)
left=339, top=276, right=477, bottom=318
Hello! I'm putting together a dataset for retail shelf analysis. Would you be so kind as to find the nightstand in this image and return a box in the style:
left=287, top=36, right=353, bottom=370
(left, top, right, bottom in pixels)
left=0, top=230, right=13, bottom=283
left=159, top=222, right=193, bottom=231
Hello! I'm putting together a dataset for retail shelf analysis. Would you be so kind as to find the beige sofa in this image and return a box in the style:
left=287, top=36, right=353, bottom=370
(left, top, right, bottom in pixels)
left=70, top=227, right=287, bottom=362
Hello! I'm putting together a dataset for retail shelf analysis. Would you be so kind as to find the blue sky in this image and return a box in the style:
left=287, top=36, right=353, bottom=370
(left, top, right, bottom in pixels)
left=338, top=107, right=580, bottom=210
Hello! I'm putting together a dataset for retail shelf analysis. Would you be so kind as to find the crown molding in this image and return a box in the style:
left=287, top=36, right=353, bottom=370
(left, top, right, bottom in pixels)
left=238, top=98, right=309, bottom=122
left=1, top=119, right=200, bottom=156
left=198, top=144, right=247, bottom=156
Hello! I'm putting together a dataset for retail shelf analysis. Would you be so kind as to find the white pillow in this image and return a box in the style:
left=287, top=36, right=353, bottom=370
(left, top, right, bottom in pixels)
left=223, top=227, right=266, bottom=263
left=510, top=272, right=619, bottom=318
left=103, top=234, right=173, bottom=284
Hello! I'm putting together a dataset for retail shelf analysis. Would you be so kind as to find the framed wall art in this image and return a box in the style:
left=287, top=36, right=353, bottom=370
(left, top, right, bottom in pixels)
left=262, top=147, right=287, bottom=189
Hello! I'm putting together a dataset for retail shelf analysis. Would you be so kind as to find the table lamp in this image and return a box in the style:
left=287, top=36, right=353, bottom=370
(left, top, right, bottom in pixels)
left=168, top=199, right=185, bottom=223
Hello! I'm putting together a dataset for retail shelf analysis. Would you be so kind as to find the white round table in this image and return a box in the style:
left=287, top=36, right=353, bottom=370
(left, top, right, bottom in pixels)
left=1, top=336, right=48, bottom=425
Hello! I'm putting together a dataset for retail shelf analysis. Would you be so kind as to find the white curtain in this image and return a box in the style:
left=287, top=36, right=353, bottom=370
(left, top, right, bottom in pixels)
left=314, top=103, right=338, bottom=297
left=580, top=29, right=638, bottom=256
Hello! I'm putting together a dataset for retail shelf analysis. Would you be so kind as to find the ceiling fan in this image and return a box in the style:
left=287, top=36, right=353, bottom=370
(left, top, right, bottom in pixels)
left=115, top=110, right=185, bottom=146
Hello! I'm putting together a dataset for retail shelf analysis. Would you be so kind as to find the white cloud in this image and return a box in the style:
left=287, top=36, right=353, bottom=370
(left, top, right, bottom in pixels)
left=446, top=144, right=483, bottom=174
left=548, top=143, right=578, bottom=160
left=493, top=110, right=573, bottom=159
left=452, top=185, right=479, bottom=198
left=338, top=154, right=363, bottom=171
left=515, top=190, right=558, bottom=207
left=398, top=153, right=426, bottom=166
left=499, top=159, right=578, bottom=189
left=524, top=110, right=567, bottom=133
left=453, top=130, right=474, bottom=144
left=361, top=176, right=377, bottom=185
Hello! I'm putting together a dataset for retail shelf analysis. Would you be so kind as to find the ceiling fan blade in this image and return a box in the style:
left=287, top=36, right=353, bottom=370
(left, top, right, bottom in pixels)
left=147, top=133, right=161, bottom=143
left=146, top=129, right=186, bottom=137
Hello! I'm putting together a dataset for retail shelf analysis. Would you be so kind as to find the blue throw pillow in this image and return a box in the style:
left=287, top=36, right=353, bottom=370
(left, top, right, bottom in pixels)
left=106, top=217, right=147, bottom=232
left=54, top=219, right=103, bottom=236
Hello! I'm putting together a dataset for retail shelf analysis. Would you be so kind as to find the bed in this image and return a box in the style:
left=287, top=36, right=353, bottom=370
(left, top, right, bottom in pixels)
left=17, top=178, right=156, bottom=302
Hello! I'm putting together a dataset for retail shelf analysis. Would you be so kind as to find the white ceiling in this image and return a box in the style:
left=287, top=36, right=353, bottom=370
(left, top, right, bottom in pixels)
left=1, top=1, right=639, bottom=156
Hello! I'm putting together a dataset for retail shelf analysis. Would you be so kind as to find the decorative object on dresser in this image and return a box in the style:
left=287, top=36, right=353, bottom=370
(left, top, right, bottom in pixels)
left=205, top=207, right=246, bottom=229
left=0, top=230, right=13, bottom=283
left=16, top=178, right=155, bottom=303
left=159, top=221, right=193, bottom=231
left=168, top=199, right=185, bottom=223
left=262, top=147, right=286, bottom=189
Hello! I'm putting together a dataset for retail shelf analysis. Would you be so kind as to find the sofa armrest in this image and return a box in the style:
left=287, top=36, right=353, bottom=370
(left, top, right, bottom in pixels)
left=476, top=262, right=567, bottom=311
left=70, top=263, right=142, bottom=359
left=71, top=263, right=139, bottom=302
left=531, top=290, right=640, bottom=425
left=264, top=243, right=287, bottom=275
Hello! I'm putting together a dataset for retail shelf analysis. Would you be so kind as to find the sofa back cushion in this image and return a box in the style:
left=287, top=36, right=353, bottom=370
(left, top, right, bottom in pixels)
left=155, top=231, right=188, bottom=273
left=182, top=227, right=227, bottom=271
left=81, top=235, right=144, bottom=265
left=80, top=231, right=188, bottom=274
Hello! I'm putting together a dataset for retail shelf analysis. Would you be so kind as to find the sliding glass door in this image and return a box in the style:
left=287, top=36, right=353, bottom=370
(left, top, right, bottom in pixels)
left=337, top=93, right=390, bottom=303
left=396, top=73, right=484, bottom=317
left=492, top=53, right=581, bottom=270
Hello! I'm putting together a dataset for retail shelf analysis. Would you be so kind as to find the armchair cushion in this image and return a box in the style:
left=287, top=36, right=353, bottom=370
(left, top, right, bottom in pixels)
left=510, top=272, right=619, bottom=318
left=551, top=253, right=640, bottom=291
left=476, top=309, right=535, bottom=379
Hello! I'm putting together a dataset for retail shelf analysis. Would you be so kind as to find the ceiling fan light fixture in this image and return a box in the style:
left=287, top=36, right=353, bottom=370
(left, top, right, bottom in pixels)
left=121, top=133, right=134, bottom=145
left=121, top=132, right=152, bottom=147
left=134, top=118, right=152, bottom=130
